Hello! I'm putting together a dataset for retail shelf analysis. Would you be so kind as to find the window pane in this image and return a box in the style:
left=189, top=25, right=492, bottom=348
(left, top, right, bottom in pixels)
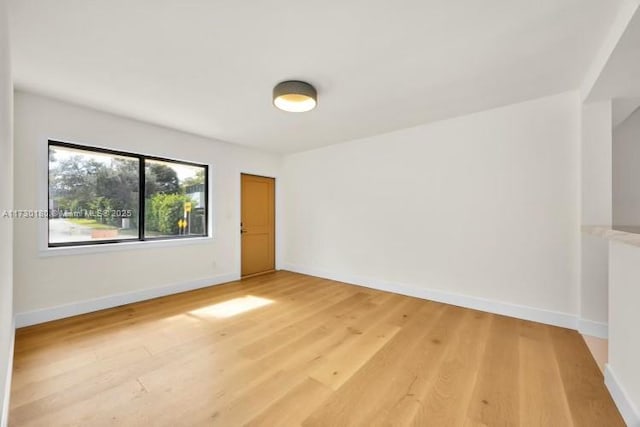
left=48, top=145, right=140, bottom=244
left=144, top=159, right=207, bottom=238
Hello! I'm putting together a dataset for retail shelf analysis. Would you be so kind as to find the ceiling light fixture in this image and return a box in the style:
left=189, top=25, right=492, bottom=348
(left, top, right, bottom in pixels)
left=273, top=80, right=317, bottom=112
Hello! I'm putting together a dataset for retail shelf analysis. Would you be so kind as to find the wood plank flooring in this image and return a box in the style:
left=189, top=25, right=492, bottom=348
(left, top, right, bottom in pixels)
left=9, top=271, right=624, bottom=426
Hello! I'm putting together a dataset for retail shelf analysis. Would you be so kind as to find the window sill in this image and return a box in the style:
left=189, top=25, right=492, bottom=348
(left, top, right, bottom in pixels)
left=39, top=236, right=214, bottom=257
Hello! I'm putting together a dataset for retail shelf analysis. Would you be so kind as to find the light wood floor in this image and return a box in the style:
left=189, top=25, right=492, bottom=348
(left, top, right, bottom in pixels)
left=10, top=271, right=624, bottom=426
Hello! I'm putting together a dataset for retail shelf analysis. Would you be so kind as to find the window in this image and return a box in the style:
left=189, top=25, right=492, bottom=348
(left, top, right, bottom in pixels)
left=144, top=159, right=207, bottom=238
left=48, top=141, right=208, bottom=247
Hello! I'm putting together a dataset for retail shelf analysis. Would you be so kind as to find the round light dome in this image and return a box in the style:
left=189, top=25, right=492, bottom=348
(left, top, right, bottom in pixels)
left=273, top=80, right=317, bottom=113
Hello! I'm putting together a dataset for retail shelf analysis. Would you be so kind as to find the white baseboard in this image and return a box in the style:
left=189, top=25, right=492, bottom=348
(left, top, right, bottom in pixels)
left=283, top=264, right=577, bottom=330
left=1, top=317, right=15, bottom=427
left=578, top=318, right=609, bottom=339
left=605, top=364, right=640, bottom=427
left=15, top=273, right=240, bottom=328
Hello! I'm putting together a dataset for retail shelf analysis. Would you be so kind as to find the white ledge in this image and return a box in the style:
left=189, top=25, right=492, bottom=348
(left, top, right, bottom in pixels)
left=39, top=236, right=214, bottom=257
left=582, top=225, right=640, bottom=249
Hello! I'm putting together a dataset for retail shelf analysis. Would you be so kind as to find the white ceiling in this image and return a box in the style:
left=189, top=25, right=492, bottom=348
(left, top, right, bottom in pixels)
left=613, top=98, right=640, bottom=128
left=9, top=1, right=623, bottom=153
left=587, top=6, right=640, bottom=101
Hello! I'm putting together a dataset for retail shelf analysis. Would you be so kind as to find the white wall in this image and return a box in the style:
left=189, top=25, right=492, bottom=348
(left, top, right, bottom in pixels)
left=0, top=0, right=13, bottom=424
left=580, top=101, right=612, bottom=331
left=13, top=91, right=281, bottom=318
left=608, top=240, right=640, bottom=425
left=582, top=101, right=613, bottom=226
left=613, top=107, right=640, bottom=230
left=283, top=92, right=581, bottom=322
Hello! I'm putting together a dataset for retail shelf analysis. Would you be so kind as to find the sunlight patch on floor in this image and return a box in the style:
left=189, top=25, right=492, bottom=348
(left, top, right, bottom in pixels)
left=189, top=295, right=274, bottom=318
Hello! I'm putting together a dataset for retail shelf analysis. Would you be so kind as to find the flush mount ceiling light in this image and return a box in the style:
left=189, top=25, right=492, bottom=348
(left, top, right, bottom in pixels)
left=273, top=80, right=317, bottom=112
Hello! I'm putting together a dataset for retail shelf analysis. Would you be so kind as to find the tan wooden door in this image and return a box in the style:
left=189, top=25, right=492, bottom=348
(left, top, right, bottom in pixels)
left=241, top=174, right=275, bottom=277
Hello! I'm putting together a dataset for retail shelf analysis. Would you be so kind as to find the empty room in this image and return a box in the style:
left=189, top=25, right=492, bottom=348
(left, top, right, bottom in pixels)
left=1, top=0, right=640, bottom=426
